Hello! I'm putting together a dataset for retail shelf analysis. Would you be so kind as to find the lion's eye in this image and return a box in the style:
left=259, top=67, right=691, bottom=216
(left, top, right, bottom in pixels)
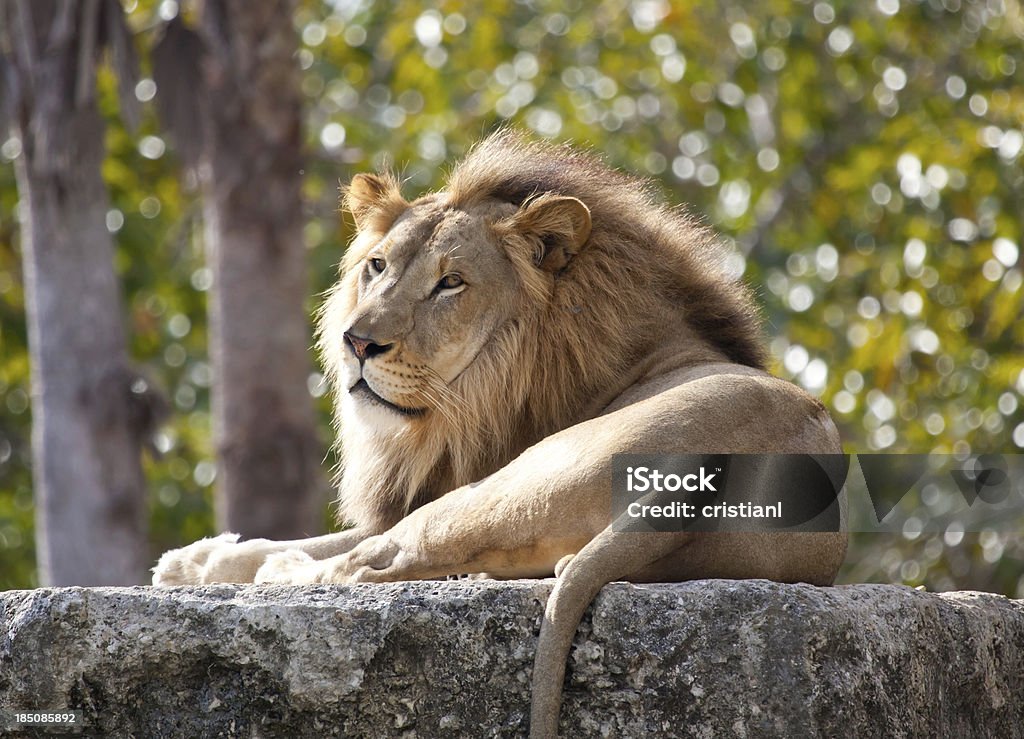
left=436, top=273, right=465, bottom=294
left=368, top=257, right=386, bottom=276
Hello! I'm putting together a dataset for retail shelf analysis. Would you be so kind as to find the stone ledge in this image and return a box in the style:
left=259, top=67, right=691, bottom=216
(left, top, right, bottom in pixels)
left=1, top=580, right=1022, bottom=737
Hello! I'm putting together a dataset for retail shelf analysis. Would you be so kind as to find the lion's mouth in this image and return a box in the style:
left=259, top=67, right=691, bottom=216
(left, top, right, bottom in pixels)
left=350, top=379, right=427, bottom=417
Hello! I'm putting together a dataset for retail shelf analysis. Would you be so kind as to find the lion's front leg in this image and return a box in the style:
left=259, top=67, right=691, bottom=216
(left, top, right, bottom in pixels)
left=254, top=478, right=599, bottom=585
left=256, top=534, right=413, bottom=584
left=152, top=528, right=374, bottom=585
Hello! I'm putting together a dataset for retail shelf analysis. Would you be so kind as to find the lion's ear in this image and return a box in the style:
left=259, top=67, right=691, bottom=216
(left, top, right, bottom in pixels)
left=510, top=194, right=592, bottom=273
left=342, top=172, right=408, bottom=231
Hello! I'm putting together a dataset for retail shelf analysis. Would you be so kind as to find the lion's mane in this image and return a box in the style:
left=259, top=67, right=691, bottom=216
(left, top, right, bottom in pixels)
left=321, top=130, right=767, bottom=531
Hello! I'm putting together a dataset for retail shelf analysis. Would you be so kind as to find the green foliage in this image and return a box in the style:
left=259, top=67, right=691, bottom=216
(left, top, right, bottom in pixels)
left=0, top=157, right=34, bottom=589
left=1, top=0, right=1022, bottom=593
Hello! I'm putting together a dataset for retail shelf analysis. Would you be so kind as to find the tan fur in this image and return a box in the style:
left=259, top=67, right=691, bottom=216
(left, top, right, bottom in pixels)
left=317, top=129, right=767, bottom=533
left=153, top=130, right=847, bottom=738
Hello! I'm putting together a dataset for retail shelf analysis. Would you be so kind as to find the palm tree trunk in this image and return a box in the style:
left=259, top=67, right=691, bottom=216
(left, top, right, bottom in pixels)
left=198, top=0, right=325, bottom=538
left=4, top=0, right=156, bottom=585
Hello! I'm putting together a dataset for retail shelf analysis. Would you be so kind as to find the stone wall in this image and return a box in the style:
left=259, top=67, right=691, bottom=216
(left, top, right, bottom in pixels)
left=2, top=580, right=1022, bottom=737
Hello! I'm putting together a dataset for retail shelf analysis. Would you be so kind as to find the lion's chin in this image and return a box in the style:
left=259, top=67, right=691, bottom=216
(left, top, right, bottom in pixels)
left=349, top=379, right=427, bottom=418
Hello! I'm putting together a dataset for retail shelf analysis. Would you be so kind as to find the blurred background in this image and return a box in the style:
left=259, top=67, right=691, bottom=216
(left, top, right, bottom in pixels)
left=0, top=0, right=1022, bottom=594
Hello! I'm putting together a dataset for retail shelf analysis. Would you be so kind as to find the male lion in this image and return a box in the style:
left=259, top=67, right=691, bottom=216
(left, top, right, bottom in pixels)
left=153, top=130, right=847, bottom=737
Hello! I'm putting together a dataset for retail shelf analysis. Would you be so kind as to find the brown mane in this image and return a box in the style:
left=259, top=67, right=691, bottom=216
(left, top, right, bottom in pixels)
left=447, top=129, right=767, bottom=372
left=323, top=129, right=767, bottom=531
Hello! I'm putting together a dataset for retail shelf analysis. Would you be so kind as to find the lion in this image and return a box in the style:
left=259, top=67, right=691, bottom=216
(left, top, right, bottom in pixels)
left=153, top=129, right=847, bottom=737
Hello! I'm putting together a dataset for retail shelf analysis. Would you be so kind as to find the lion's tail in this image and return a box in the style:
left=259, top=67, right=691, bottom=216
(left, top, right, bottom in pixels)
left=529, top=527, right=689, bottom=739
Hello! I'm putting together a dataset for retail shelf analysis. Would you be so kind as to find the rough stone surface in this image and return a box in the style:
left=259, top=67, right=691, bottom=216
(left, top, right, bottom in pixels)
left=1, top=580, right=1022, bottom=737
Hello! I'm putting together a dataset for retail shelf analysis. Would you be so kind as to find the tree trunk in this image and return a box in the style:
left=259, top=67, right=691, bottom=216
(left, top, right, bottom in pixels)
left=198, top=0, right=324, bottom=538
left=4, top=0, right=157, bottom=585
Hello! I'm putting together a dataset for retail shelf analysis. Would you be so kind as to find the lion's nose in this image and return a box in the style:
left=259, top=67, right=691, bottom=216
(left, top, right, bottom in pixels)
left=343, top=332, right=393, bottom=363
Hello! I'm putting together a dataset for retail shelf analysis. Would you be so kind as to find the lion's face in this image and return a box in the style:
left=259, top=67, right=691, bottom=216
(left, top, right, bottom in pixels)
left=327, top=196, right=521, bottom=423
left=319, top=173, right=592, bottom=430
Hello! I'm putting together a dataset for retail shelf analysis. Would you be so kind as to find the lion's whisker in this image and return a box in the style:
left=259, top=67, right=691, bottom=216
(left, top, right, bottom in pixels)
left=416, top=376, right=460, bottom=427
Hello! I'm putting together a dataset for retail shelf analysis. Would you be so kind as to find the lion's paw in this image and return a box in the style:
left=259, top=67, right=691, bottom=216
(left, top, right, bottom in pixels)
left=554, top=553, right=576, bottom=577
left=151, top=533, right=240, bottom=586
left=254, top=549, right=320, bottom=585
